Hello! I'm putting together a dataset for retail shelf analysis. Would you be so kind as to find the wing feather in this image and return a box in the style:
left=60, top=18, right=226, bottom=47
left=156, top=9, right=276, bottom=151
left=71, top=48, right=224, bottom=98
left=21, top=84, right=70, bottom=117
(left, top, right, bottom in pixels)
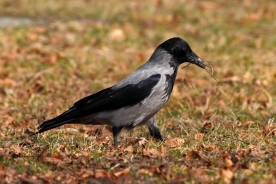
left=37, top=74, right=161, bottom=133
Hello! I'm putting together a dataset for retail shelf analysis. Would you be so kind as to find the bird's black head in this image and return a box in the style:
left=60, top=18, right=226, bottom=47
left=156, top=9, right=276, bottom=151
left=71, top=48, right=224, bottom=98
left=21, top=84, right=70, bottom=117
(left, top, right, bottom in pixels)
left=159, top=37, right=205, bottom=68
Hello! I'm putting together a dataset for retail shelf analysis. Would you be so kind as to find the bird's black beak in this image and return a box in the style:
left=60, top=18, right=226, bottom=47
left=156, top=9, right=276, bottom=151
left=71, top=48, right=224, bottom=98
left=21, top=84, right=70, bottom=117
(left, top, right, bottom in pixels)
left=190, top=52, right=205, bottom=69
left=194, top=57, right=205, bottom=69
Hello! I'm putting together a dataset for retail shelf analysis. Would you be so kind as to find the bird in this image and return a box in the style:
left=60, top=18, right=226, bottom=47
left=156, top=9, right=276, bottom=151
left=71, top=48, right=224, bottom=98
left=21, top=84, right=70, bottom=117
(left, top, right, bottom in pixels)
left=33, top=37, right=205, bottom=149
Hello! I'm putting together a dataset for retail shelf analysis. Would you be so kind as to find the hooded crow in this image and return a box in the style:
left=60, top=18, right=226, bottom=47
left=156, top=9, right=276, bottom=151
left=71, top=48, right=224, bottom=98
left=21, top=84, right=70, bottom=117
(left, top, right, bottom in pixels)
left=34, top=37, right=205, bottom=149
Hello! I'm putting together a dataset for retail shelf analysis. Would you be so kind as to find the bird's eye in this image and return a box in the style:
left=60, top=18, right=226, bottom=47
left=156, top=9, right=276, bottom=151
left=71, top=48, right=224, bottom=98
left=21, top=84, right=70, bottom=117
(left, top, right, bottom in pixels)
left=183, top=49, right=190, bottom=54
left=172, top=46, right=183, bottom=56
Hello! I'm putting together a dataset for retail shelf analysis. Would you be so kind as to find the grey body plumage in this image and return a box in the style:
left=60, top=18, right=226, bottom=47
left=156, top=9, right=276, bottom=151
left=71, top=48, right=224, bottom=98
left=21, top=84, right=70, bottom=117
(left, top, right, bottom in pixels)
left=34, top=37, right=205, bottom=149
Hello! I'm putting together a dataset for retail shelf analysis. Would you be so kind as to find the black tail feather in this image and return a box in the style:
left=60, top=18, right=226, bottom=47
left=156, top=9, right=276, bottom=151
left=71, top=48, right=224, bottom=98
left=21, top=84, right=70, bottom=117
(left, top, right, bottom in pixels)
left=32, top=112, right=77, bottom=135
left=39, top=118, right=75, bottom=133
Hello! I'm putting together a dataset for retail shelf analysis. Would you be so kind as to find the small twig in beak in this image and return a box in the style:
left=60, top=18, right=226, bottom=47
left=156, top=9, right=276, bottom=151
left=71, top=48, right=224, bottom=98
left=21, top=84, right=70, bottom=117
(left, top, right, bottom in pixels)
left=180, top=63, right=195, bottom=90
left=181, top=62, right=191, bottom=70
left=205, top=45, right=214, bottom=75
left=186, top=75, right=194, bottom=89
left=207, top=46, right=213, bottom=60
left=204, top=63, right=223, bottom=95
left=205, top=61, right=214, bottom=75
left=201, top=45, right=223, bottom=95
left=180, top=45, right=223, bottom=95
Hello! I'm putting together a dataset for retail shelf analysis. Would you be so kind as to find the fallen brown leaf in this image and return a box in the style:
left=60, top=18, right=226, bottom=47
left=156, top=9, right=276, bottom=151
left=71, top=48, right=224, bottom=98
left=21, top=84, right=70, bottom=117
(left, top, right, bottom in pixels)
left=0, top=78, right=16, bottom=86
left=95, top=170, right=112, bottom=179
left=123, top=146, right=134, bottom=153
left=77, top=155, right=90, bottom=165
left=19, top=177, right=44, bottom=184
left=190, top=168, right=208, bottom=183
left=221, top=76, right=241, bottom=83
left=28, top=33, right=38, bottom=41
left=143, top=148, right=160, bottom=158
left=78, top=169, right=95, bottom=179
left=164, top=138, right=184, bottom=147
left=220, top=168, right=234, bottom=184
left=224, top=156, right=234, bottom=169
left=138, top=137, right=148, bottom=146
left=194, top=133, right=205, bottom=140
left=109, top=29, right=125, bottom=41
left=10, top=144, right=21, bottom=156
left=49, top=53, right=57, bottom=64
left=243, top=12, right=262, bottom=21
left=114, top=168, right=131, bottom=178
left=155, top=164, right=169, bottom=180
left=186, top=150, right=201, bottom=160
left=5, top=168, right=16, bottom=177
left=160, top=145, right=167, bottom=155
left=137, top=169, right=153, bottom=176
left=34, top=26, right=46, bottom=33
left=0, top=148, right=5, bottom=155
left=199, top=1, right=218, bottom=10
left=45, top=157, right=66, bottom=167
left=0, top=165, right=6, bottom=179
left=57, top=145, right=69, bottom=154
left=37, top=146, right=48, bottom=162
left=263, top=124, right=276, bottom=137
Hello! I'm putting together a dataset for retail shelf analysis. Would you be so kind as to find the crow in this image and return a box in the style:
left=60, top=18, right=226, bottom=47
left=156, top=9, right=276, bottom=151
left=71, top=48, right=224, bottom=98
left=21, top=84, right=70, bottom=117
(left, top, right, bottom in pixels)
left=33, top=37, right=205, bottom=149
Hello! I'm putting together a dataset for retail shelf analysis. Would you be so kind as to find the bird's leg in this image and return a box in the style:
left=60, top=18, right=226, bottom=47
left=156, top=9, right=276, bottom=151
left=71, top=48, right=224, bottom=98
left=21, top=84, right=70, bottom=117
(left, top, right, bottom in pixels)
left=147, top=116, right=164, bottom=141
left=112, top=126, right=123, bottom=149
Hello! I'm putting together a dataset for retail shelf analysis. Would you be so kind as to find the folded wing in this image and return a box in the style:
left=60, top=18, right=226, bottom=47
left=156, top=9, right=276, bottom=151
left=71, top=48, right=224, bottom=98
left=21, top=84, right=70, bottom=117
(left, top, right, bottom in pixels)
left=36, top=74, right=161, bottom=133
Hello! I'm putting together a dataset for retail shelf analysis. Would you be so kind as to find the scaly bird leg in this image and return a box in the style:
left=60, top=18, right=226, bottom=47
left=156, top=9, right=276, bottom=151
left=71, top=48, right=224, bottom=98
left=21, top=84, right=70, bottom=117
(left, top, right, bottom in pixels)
left=147, top=116, right=164, bottom=141
left=112, top=126, right=123, bottom=149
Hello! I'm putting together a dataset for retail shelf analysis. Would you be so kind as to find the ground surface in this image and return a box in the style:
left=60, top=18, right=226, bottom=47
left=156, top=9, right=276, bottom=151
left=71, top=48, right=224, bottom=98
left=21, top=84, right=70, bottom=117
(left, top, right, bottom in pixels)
left=0, top=0, right=276, bottom=183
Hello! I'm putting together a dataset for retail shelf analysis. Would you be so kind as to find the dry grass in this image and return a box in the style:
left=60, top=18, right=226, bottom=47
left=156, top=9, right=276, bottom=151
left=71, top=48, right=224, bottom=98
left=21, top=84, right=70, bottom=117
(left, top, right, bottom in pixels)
left=0, top=0, right=276, bottom=183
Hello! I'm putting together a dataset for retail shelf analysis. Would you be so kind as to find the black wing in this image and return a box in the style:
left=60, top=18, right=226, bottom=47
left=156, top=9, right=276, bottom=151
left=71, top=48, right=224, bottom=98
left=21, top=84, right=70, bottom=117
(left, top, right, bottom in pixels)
left=36, top=74, right=161, bottom=133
